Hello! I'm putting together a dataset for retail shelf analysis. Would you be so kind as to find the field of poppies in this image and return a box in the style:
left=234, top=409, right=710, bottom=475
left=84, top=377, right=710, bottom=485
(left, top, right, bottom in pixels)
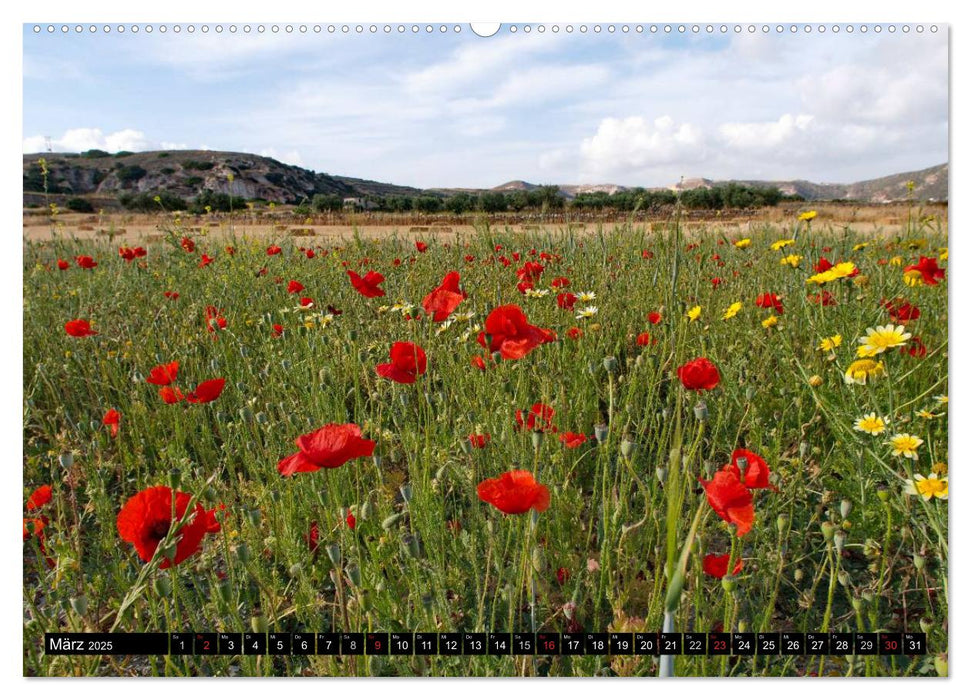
left=22, top=209, right=948, bottom=677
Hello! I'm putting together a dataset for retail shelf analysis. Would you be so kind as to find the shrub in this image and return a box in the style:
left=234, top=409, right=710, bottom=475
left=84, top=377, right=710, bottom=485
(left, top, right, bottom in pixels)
left=65, top=197, right=95, bottom=213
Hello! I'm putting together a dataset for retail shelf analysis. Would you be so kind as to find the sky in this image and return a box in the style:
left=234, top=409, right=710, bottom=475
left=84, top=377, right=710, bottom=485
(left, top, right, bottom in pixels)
left=22, top=24, right=949, bottom=189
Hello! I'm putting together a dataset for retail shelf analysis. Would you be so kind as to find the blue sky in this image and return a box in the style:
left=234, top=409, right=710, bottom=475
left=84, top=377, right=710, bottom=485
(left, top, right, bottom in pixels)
left=23, top=24, right=948, bottom=188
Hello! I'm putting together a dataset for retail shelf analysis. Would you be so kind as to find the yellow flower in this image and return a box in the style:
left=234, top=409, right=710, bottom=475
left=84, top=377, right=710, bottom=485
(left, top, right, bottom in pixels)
left=734, top=238, right=751, bottom=249
left=858, top=324, right=911, bottom=355
left=903, top=269, right=923, bottom=287
left=853, top=413, right=887, bottom=436
left=935, top=395, right=948, bottom=406
left=856, top=344, right=879, bottom=358
left=932, top=462, right=947, bottom=476
left=722, top=301, right=743, bottom=320
left=686, top=305, right=701, bottom=322
left=818, top=335, right=842, bottom=352
left=780, top=254, right=803, bottom=267
left=798, top=210, right=817, bottom=222
left=904, top=474, right=947, bottom=500
left=939, top=247, right=949, bottom=261
left=917, top=410, right=937, bottom=420
left=889, top=256, right=903, bottom=266
left=761, top=315, right=778, bottom=329
left=771, top=238, right=796, bottom=251
left=844, top=359, right=885, bottom=385
left=853, top=242, right=870, bottom=252
left=807, top=261, right=857, bottom=285
left=887, top=433, right=923, bottom=459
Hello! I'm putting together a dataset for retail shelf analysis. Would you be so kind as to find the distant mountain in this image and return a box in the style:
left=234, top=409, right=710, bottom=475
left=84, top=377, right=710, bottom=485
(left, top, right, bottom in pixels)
left=23, top=149, right=947, bottom=206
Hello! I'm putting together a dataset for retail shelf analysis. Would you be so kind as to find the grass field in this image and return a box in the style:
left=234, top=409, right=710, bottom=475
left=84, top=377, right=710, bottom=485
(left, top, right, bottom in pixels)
left=22, top=208, right=948, bottom=677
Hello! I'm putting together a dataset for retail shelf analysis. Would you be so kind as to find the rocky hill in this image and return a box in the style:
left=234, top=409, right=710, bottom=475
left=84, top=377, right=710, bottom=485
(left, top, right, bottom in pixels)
left=23, top=149, right=947, bottom=205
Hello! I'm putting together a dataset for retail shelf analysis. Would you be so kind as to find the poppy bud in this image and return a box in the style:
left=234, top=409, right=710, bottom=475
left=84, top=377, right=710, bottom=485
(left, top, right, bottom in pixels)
left=403, top=534, right=421, bottom=559
left=840, top=500, right=853, bottom=518
left=920, top=616, right=934, bottom=634
left=799, top=441, right=809, bottom=459
left=132, top=371, right=144, bottom=383
left=281, top=359, right=292, bottom=372
left=360, top=501, right=372, bottom=520
left=656, top=467, right=668, bottom=483
left=834, top=530, right=846, bottom=554
left=382, top=513, right=404, bottom=530
left=531, top=430, right=544, bottom=450
left=794, top=568, right=804, bottom=583
left=603, top=356, right=618, bottom=374
left=851, top=596, right=864, bottom=613
left=346, top=561, right=362, bottom=586
left=269, top=490, right=281, bottom=504
left=398, top=393, right=410, bottom=408
left=745, top=387, right=755, bottom=401
left=325, top=544, right=341, bottom=566
left=59, top=452, right=74, bottom=469
left=256, top=411, right=268, bottom=424
left=160, top=541, right=178, bottom=562
left=399, top=483, right=413, bottom=503
left=69, top=595, right=89, bottom=617
left=240, top=407, right=254, bottom=423
left=251, top=615, right=268, bottom=634
left=837, top=570, right=851, bottom=586
left=237, top=542, right=251, bottom=564
left=934, top=654, right=948, bottom=677
left=737, top=619, right=749, bottom=633
left=808, top=374, right=823, bottom=387
left=460, top=439, right=473, bottom=455
left=168, top=468, right=182, bottom=490
left=594, top=424, right=608, bottom=443
left=777, top=514, right=789, bottom=533
left=877, top=484, right=890, bottom=502
left=721, top=575, right=737, bottom=593
left=693, top=400, right=709, bottom=422
left=913, top=554, right=925, bottom=572
left=820, top=522, right=836, bottom=541
left=216, top=411, right=230, bottom=423
left=289, top=563, right=302, bottom=578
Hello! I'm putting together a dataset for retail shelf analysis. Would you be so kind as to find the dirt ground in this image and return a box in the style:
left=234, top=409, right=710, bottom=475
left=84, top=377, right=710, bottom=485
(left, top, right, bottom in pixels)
left=22, top=203, right=948, bottom=243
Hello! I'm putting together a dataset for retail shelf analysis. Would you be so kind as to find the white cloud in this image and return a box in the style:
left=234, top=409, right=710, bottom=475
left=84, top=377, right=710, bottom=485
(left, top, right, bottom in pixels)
left=258, top=148, right=304, bottom=167
left=23, top=128, right=186, bottom=154
left=579, top=116, right=706, bottom=180
left=718, top=114, right=815, bottom=153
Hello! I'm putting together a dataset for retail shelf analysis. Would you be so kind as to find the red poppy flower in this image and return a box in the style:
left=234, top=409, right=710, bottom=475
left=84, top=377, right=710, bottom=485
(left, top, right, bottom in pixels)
left=516, top=261, right=544, bottom=286
left=567, top=327, right=583, bottom=340
left=471, top=355, right=488, bottom=371
left=57, top=259, right=70, bottom=270
left=103, top=408, right=120, bottom=438
left=814, top=257, right=833, bottom=274
left=755, top=293, right=784, bottom=315
left=904, top=256, right=945, bottom=286
left=288, top=280, right=305, bottom=294
left=882, top=298, right=921, bottom=323
left=75, top=255, right=97, bottom=269
left=515, top=403, right=557, bottom=433
left=468, top=434, right=491, bottom=449
left=725, top=448, right=777, bottom=491
left=306, top=521, right=320, bottom=553
left=902, top=336, right=927, bottom=358
left=647, top=311, right=662, bottom=325
left=559, top=432, right=589, bottom=449
left=23, top=516, right=48, bottom=542
left=422, top=271, right=467, bottom=322
left=164, top=291, right=179, bottom=300
left=348, top=270, right=386, bottom=298
left=199, top=254, right=215, bottom=267
left=26, top=485, right=52, bottom=511
left=272, top=324, right=284, bottom=338
left=181, top=237, right=196, bottom=253
left=556, top=567, right=570, bottom=585
left=277, top=423, right=376, bottom=476
left=702, top=553, right=744, bottom=578
left=415, top=241, right=428, bottom=253
left=185, top=378, right=226, bottom=404
left=346, top=512, right=357, bottom=529
left=119, top=247, right=137, bottom=262
left=64, top=319, right=97, bottom=337
left=808, top=290, right=837, bottom=306
left=677, top=357, right=721, bottom=392
left=267, top=245, right=282, bottom=255
left=636, top=332, right=652, bottom=347
left=225, top=246, right=236, bottom=256
left=477, top=470, right=550, bottom=515
left=711, top=277, right=723, bottom=288
left=376, top=342, right=427, bottom=384
left=551, top=277, right=570, bottom=288
left=116, top=486, right=219, bottom=569
left=159, top=387, right=185, bottom=404
left=146, top=361, right=179, bottom=386
left=478, top=305, right=554, bottom=360
left=698, top=469, right=754, bottom=536
left=299, top=297, right=314, bottom=309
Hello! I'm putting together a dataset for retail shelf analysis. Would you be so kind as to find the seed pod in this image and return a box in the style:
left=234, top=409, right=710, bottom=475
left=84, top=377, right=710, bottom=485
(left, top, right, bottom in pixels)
left=837, top=570, right=850, bottom=586
left=656, top=467, right=668, bottom=483
left=777, top=514, right=789, bottom=534
left=346, top=562, right=362, bottom=587
left=531, top=431, right=544, bottom=450
left=240, top=407, right=254, bottom=423
left=820, top=522, right=836, bottom=541
left=913, top=554, right=926, bottom=572
left=59, top=452, right=74, bottom=469
left=251, top=615, right=268, bottom=634
left=840, top=500, right=853, bottom=519
left=737, top=619, right=749, bottom=633
left=382, top=513, right=404, bottom=530
left=325, top=544, right=342, bottom=566
left=877, top=484, right=890, bottom=502
left=834, top=530, right=846, bottom=554
left=603, top=356, right=618, bottom=374
left=721, top=576, right=737, bottom=593
left=920, top=616, right=934, bottom=634
left=594, top=424, right=608, bottom=443
left=399, top=483, right=413, bottom=503
left=288, top=563, right=302, bottom=578
left=620, top=437, right=636, bottom=458
left=745, top=387, right=755, bottom=401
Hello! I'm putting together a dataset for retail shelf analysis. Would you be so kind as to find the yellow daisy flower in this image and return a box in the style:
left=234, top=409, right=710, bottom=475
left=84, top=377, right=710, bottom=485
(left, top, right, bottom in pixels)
left=818, top=335, right=842, bottom=352
left=686, top=305, right=701, bottom=322
left=887, top=433, right=923, bottom=459
left=853, top=413, right=887, bottom=436
left=780, top=254, right=803, bottom=267
left=798, top=210, right=817, bottom=222
left=858, top=324, right=911, bottom=355
left=903, top=269, right=923, bottom=287
left=844, top=359, right=886, bottom=385
left=722, top=301, right=743, bottom=320
left=761, top=315, right=778, bottom=329
left=771, top=238, right=796, bottom=251
left=904, top=474, right=948, bottom=500
left=734, top=238, right=752, bottom=249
